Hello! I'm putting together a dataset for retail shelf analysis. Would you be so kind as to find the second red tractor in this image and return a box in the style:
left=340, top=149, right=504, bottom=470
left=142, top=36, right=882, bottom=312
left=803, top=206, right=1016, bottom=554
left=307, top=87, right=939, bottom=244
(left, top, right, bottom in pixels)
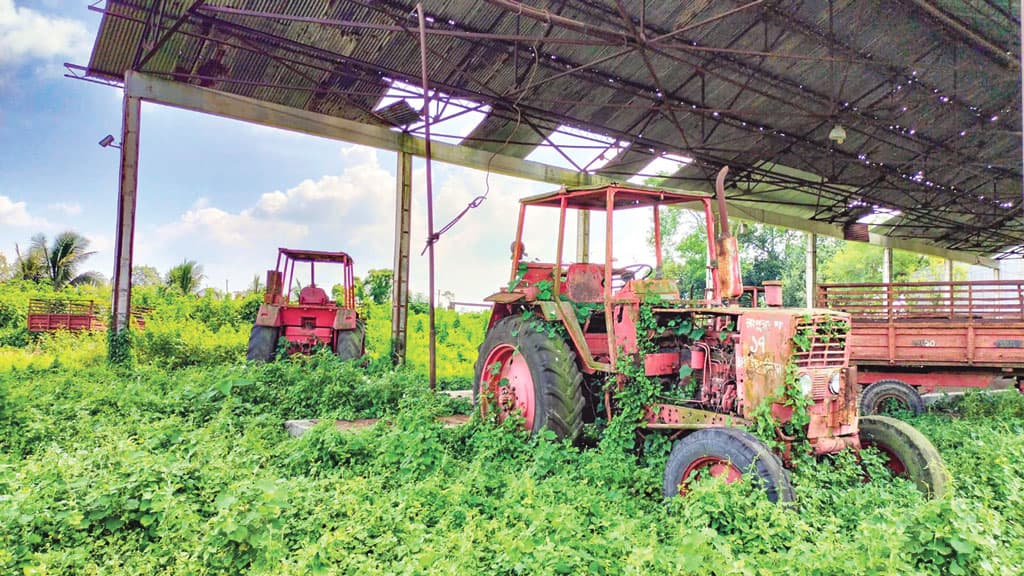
left=247, top=248, right=364, bottom=362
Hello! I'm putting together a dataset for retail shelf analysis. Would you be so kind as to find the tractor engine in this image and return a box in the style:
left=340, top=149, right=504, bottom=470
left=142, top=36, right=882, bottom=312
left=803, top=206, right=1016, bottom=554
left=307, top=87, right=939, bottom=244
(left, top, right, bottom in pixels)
left=695, top=342, right=740, bottom=415
left=736, top=310, right=860, bottom=455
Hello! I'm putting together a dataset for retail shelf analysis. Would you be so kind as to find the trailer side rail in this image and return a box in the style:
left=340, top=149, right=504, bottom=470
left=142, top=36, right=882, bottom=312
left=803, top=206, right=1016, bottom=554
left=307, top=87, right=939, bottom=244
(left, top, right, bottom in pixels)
left=819, top=280, right=1024, bottom=322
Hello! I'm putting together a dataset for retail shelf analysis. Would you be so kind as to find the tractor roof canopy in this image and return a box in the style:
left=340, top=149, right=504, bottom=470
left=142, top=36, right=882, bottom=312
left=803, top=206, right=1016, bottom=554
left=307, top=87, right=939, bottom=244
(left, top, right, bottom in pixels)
left=278, top=248, right=353, bottom=265
left=521, top=183, right=710, bottom=210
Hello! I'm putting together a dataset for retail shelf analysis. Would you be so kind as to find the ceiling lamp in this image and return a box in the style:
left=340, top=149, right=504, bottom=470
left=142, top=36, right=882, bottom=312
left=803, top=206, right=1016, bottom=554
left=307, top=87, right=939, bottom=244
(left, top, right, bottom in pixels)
left=829, top=123, right=847, bottom=145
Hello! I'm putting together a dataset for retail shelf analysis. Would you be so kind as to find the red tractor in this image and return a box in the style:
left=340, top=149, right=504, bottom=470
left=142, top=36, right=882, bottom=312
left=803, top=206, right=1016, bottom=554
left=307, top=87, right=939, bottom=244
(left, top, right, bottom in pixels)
left=247, top=248, right=364, bottom=362
left=475, top=168, right=947, bottom=502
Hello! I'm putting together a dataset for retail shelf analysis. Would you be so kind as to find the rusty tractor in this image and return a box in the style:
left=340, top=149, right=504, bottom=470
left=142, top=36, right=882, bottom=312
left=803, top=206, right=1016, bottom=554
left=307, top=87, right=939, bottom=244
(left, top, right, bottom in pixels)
left=247, top=248, right=364, bottom=362
left=474, top=168, right=947, bottom=502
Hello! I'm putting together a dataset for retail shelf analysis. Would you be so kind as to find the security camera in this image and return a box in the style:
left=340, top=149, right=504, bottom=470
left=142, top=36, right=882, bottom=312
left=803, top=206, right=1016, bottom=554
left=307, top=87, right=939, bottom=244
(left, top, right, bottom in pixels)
left=98, top=134, right=117, bottom=148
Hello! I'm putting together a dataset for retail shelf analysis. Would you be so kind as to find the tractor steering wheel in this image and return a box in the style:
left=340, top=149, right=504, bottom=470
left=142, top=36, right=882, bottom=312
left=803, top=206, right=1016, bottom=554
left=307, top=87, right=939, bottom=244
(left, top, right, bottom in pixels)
left=615, top=263, right=654, bottom=283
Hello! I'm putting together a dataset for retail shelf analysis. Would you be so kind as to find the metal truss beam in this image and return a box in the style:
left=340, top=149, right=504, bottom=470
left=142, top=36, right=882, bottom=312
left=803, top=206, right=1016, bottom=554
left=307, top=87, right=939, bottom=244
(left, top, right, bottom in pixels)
left=123, top=71, right=999, bottom=268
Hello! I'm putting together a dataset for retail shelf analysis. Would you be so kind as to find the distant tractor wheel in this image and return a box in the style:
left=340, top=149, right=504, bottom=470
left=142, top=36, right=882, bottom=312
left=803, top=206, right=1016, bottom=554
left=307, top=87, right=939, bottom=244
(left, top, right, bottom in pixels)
left=473, top=315, right=584, bottom=441
left=663, top=427, right=795, bottom=503
left=860, top=379, right=924, bottom=416
left=859, top=415, right=948, bottom=499
left=334, top=321, right=365, bottom=361
left=246, top=325, right=280, bottom=362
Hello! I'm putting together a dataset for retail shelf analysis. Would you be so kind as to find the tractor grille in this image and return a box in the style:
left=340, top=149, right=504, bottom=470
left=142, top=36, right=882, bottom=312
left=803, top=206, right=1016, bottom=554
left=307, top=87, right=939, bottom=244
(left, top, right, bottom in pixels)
left=793, top=315, right=848, bottom=368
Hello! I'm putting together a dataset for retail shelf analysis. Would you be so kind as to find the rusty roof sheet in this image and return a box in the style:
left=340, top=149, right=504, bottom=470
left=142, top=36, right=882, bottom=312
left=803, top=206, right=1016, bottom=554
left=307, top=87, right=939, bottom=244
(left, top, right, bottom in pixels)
left=83, top=0, right=1023, bottom=257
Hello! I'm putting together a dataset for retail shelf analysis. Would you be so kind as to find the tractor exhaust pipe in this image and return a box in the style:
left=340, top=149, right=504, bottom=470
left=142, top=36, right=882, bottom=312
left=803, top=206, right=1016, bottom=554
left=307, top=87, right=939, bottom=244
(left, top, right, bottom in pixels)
left=714, top=166, right=744, bottom=300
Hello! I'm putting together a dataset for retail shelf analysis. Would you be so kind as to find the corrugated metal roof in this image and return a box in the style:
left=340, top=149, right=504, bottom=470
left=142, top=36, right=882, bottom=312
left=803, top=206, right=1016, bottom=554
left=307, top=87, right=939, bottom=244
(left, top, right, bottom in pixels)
left=83, top=0, right=1023, bottom=257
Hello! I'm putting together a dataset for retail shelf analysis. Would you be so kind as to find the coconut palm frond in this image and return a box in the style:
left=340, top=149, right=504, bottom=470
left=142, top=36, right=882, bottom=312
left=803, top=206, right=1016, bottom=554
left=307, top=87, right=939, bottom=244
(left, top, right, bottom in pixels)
left=166, top=260, right=205, bottom=294
left=15, top=231, right=98, bottom=289
left=69, top=271, right=104, bottom=287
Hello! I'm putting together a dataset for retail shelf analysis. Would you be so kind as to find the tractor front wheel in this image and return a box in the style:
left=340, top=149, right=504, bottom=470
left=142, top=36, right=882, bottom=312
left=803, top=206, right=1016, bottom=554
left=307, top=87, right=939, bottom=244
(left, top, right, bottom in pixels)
left=663, top=427, right=795, bottom=503
left=860, top=379, right=924, bottom=416
left=858, top=415, right=948, bottom=498
left=473, top=316, right=584, bottom=441
left=246, top=325, right=280, bottom=362
left=334, top=321, right=365, bottom=362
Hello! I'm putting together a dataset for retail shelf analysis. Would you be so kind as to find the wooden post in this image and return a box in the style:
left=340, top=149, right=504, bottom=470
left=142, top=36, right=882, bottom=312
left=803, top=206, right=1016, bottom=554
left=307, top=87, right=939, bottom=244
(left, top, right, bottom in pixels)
left=882, top=247, right=893, bottom=284
left=576, top=210, right=590, bottom=263
left=391, top=150, right=412, bottom=364
left=944, top=258, right=954, bottom=282
left=111, top=90, right=141, bottom=336
left=805, top=232, right=817, bottom=308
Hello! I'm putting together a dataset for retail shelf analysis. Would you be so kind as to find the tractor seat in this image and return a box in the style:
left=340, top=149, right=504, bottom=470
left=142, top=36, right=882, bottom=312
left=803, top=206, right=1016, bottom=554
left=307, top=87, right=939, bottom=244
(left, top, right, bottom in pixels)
left=298, top=285, right=330, bottom=305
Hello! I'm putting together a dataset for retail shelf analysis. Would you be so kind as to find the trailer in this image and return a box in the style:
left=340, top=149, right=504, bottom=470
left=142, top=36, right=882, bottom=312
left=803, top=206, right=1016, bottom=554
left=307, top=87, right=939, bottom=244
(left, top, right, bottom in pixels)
left=27, top=298, right=150, bottom=333
left=818, top=280, right=1024, bottom=414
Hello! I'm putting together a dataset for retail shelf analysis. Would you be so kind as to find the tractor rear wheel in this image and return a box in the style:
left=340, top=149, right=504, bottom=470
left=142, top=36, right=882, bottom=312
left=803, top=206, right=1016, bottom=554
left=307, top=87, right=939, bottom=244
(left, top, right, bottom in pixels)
left=663, top=427, right=795, bottom=503
left=246, top=325, right=280, bottom=362
left=860, top=379, right=924, bottom=416
left=473, top=315, right=584, bottom=441
left=858, top=415, right=948, bottom=498
left=334, top=321, right=365, bottom=362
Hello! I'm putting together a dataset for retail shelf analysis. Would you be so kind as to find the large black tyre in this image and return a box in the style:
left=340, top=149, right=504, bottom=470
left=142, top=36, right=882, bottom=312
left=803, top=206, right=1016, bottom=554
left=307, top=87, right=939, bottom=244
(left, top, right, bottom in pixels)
left=859, top=415, right=948, bottom=498
left=663, top=427, right=795, bottom=503
left=861, top=379, right=924, bottom=416
left=334, top=321, right=365, bottom=362
left=473, top=315, right=584, bottom=441
left=246, top=325, right=279, bottom=362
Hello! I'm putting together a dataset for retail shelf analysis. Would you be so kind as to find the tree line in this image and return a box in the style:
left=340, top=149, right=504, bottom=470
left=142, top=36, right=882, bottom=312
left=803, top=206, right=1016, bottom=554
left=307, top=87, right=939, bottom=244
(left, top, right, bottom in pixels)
left=1, top=230, right=208, bottom=296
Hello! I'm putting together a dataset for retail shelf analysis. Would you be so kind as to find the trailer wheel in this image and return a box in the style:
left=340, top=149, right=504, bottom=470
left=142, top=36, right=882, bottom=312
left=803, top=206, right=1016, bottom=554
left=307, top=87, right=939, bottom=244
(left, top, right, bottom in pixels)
left=473, top=315, right=584, bottom=441
left=334, top=321, right=365, bottom=362
left=859, top=415, right=948, bottom=498
left=663, top=427, right=795, bottom=503
left=860, top=379, right=924, bottom=416
left=246, top=325, right=280, bottom=362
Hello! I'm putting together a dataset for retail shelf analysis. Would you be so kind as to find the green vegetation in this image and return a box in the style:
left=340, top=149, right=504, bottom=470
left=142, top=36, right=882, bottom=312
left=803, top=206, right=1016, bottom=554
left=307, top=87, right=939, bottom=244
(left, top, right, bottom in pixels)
left=1, top=263, right=1022, bottom=574
left=0, top=274, right=485, bottom=383
left=1, top=349, right=1022, bottom=574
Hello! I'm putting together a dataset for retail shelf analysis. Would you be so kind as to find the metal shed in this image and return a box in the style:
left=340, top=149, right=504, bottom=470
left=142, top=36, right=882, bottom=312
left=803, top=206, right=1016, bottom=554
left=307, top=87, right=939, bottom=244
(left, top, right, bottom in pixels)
left=74, top=0, right=1022, bottom=378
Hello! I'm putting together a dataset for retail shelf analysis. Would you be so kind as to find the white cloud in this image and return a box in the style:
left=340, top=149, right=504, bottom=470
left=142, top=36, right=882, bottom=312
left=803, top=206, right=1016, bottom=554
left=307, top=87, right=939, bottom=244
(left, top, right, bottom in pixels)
left=139, top=145, right=397, bottom=289
left=47, top=201, right=82, bottom=215
left=0, top=194, right=47, bottom=227
left=134, top=143, right=661, bottom=300
left=0, top=0, right=91, bottom=66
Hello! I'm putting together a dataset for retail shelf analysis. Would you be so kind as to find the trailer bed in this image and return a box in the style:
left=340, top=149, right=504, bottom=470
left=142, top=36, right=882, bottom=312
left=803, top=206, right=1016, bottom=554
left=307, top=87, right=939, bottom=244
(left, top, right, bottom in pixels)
left=819, top=280, right=1024, bottom=370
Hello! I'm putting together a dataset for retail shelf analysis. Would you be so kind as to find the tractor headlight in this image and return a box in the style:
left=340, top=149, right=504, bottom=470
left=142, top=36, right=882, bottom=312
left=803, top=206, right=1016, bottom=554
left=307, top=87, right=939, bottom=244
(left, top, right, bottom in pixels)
left=828, top=372, right=842, bottom=395
left=798, top=373, right=814, bottom=397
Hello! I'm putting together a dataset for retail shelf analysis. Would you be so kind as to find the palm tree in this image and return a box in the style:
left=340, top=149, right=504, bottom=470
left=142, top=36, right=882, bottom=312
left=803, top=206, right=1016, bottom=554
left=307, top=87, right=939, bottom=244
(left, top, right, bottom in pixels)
left=166, top=260, right=204, bottom=294
left=18, top=232, right=101, bottom=289
left=14, top=242, right=45, bottom=282
left=248, top=274, right=265, bottom=294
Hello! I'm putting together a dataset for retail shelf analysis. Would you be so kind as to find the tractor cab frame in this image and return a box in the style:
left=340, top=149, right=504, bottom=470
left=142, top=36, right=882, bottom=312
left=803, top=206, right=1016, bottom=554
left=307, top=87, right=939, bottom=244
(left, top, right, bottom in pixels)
left=246, top=247, right=364, bottom=362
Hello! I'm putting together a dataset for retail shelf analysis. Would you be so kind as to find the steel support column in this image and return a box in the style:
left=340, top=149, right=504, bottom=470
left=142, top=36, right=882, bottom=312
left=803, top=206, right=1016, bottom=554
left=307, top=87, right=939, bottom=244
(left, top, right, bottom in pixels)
left=805, top=232, right=817, bottom=308
left=111, top=90, right=141, bottom=335
left=882, top=247, right=893, bottom=284
left=391, top=149, right=412, bottom=364
left=576, top=210, right=590, bottom=262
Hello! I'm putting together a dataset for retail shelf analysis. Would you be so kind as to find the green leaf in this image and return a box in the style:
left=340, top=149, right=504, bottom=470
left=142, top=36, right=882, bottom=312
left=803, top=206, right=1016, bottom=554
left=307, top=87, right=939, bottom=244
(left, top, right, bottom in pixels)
left=949, top=537, right=974, bottom=554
